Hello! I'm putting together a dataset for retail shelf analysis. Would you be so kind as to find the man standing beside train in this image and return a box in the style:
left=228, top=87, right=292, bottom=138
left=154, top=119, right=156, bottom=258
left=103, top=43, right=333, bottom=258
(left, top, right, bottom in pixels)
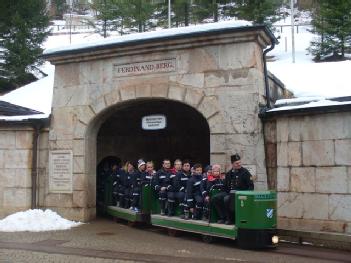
left=212, top=154, right=254, bottom=225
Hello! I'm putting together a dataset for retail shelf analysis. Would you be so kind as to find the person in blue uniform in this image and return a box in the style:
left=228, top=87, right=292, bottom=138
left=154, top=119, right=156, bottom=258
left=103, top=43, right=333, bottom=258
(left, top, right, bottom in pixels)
left=185, top=163, right=204, bottom=220
left=212, top=154, right=254, bottom=224
left=111, top=163, right=123, bottom=206
left=119, top=161, right=134, bottom=209
left=200, top=164, right=225, bottom=220
left=167, top=159, right=182, bottom=216
left=130, top=159, right=146, bottom=212
left=154, top=159, right=172, bottom=215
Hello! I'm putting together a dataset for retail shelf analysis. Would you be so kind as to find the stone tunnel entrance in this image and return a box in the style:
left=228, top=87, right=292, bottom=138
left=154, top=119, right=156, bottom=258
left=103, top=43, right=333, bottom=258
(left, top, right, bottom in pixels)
left=96, top=99, right=210, bottom=207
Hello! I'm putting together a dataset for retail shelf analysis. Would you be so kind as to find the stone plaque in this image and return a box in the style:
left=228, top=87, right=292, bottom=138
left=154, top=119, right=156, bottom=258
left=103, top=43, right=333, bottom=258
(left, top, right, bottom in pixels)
left=49, top=150, right=73, bottom=193
left=142, top=114, right=167, bottom=130
left=114, top=58, right=176, bottom=77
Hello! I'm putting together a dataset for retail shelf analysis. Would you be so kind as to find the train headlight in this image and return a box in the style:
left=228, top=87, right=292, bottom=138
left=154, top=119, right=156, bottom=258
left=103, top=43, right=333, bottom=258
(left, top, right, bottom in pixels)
left=272, top=235, right=279, bottom=244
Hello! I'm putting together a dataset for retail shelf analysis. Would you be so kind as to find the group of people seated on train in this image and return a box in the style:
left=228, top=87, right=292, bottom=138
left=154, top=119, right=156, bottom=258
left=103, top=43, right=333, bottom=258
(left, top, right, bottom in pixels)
left=109, top=154, right=254, bottom=225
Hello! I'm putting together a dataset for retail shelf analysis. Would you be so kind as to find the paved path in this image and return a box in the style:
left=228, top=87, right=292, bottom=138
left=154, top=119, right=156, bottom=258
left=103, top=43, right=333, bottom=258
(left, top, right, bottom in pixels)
left=0, top=218, right=350, bottom=263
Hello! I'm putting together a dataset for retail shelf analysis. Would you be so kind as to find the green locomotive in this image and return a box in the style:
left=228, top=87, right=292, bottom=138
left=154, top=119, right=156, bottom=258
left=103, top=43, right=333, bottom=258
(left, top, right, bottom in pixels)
left=105, top=184, right=278, bottom=249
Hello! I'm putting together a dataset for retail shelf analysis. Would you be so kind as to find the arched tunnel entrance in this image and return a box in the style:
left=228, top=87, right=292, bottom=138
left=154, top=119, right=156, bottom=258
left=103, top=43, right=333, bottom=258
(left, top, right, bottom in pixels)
left=96, top=99, right=210, bottom=208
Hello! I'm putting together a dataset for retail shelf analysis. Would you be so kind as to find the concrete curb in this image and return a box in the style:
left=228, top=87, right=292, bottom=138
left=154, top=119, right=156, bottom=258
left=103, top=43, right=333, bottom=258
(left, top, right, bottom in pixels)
left=278, top=229, right=351, bottom=251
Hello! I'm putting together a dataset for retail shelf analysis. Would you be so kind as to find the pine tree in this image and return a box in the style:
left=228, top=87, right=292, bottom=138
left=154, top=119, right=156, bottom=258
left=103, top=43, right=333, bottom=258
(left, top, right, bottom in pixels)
left=231, top=0, right=281, bottom=28
left=309, top=0, right=351, bottom=61
left=0, top=0, right=50, bottom=92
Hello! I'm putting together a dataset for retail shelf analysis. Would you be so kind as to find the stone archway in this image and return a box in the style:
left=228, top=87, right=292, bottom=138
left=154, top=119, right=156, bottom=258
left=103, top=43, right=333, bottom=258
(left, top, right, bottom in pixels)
left=81, top=92, right=221, bottom=220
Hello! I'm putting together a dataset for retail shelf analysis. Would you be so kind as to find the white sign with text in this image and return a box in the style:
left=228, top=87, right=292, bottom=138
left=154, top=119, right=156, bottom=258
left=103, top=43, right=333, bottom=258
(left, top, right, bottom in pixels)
left=142, top=115, right=167, bottom=130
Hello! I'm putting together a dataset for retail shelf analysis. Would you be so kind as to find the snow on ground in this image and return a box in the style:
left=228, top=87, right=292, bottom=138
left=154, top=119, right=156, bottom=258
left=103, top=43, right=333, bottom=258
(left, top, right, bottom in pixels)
left=0, top=209, right=82, bottom=232
left=268, top=22, right=351, bottom=98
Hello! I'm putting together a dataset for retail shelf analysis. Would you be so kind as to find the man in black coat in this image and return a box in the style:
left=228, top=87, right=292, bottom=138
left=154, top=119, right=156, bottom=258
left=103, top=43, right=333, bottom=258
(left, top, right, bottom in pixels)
left=212, top=154, right=254, bottom=224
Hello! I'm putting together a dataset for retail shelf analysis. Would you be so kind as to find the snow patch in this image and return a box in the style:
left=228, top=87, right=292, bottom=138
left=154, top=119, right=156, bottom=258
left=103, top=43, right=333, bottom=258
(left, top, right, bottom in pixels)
left=0, top=209, right=82, bottom=232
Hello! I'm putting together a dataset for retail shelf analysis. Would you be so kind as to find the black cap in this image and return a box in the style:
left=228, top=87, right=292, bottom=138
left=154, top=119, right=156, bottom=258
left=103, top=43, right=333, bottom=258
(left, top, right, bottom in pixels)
left=231, top=154, right=241, bottom=163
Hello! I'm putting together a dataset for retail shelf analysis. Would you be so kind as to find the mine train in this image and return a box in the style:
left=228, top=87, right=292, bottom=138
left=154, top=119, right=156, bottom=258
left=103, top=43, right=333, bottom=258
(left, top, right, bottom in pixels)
left=102, top=183, right=278, bottom=249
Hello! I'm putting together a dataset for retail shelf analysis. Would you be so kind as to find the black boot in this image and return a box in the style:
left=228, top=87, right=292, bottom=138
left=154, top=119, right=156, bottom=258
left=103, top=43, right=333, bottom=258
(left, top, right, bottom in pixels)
left=160, top=200, right=166, bottom=215
left=168, top=202, right=175, bottom=216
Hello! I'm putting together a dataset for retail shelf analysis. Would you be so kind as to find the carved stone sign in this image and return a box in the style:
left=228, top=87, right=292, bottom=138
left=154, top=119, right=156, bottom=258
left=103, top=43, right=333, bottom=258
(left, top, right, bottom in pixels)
left=49, top=150, right=73, bottom=193
left=114, top=58, right=176, bottom=77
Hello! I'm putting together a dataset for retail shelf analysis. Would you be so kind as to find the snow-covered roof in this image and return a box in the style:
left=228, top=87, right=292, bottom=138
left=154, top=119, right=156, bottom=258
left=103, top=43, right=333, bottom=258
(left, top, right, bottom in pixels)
left=263, top=97, right=351, bottom=117
left=0, top=62, right=54, bottom=121
left=43, top=20, right=278, bottom=58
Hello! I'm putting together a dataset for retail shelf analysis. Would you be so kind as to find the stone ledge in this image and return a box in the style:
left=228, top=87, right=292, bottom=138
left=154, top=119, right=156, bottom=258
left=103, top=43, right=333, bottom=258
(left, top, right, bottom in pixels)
left=278, top=229, right=351, bottom=251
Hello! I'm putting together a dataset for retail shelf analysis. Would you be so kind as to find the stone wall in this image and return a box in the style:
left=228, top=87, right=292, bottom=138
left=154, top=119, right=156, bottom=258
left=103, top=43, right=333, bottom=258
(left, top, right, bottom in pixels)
left=264, top=111, right=351, bottom=234
left=0, top=126, right=49, bottom=218
left=44, top=29, right=276, bottom=221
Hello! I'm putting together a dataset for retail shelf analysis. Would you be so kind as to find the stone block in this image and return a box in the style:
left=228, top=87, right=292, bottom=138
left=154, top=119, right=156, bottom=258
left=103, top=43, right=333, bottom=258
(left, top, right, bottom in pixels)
left=0, top=169, right=15, bottom=187
left=290, top=167, right=315, bottom=193
left=73, top=140, right=85, bottom=156
left=277, top=142, right=288, bottom=167
left=287, top=117, right=303, bottom=142
left=4, top=150, right=32, bottom=169
left=119, top=86, right=136, bottom=101
left=73, top=191, right=87, bottom=208
left=302, top=140, right=334, bottom=166
left=52, top=85, right=88, bottom=108
left=54, top=63, right=79, bottom=88
left=3, top=188, right=31, bottom=208
left=207, top=113, right=226, bottom=134
left=186, top=46, right=219, bottom=73
left=316, top=167, right=348, bottom=194
left=348, top=167, right=351, bottom=194
left=210, top=134, right=226, bottom=153
left=49, top=139, right=73, bottom=150
left=73, top=156, right=85, bottom=174
left=135, top=85, right=152, bottom=98
left=15, top=131, right=33, bottom=149
left=79, top=60, right=103, bottom=85
left=73, top=121, right=87, bottom=140
left=45, top=193, right=72, bottom=207
left=276, top=119, right=288, bottom=142
left=302, top=193, right=329, bottom=220
left=73, top=173, right=87, bottom=191
left=151, top=84, right=168, bottom=98
left=277, top=167, right=290, bottom=191
left=204, top=68, right=253, bottom=88
left=287, top=142, right=302, bottom=166
left=277, top=192, right=303, bottom=218
left=90, top=95, right=106, bottom=115
left=197, top=96, right=219, bottom=119
left=278, top=217, right=348, bottom=233
left=76, top=106, right=95, bottom=125
left=301, top=113, right=351, bottom=141
left=51, top=108, right=75, bottom=140
left=39, top=131, right=49, bottom=150
left=168, top=85, right=185, bottom=101
left=172, top=73, right=204, bottom=88
left=184, top=88, right=203, bottom=108
left=328, top=194, right=351, bottom=221
left=0, top=150, right=4, bottom=168
left=335, top=139, right=351, bottom=165
left=38, top=149, right=48, bottom=169
left=104, top=88, right=120, bottom=106
left=0, top=131, right=15, bottom=149
left=218, top=42, right=256, bottom=70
